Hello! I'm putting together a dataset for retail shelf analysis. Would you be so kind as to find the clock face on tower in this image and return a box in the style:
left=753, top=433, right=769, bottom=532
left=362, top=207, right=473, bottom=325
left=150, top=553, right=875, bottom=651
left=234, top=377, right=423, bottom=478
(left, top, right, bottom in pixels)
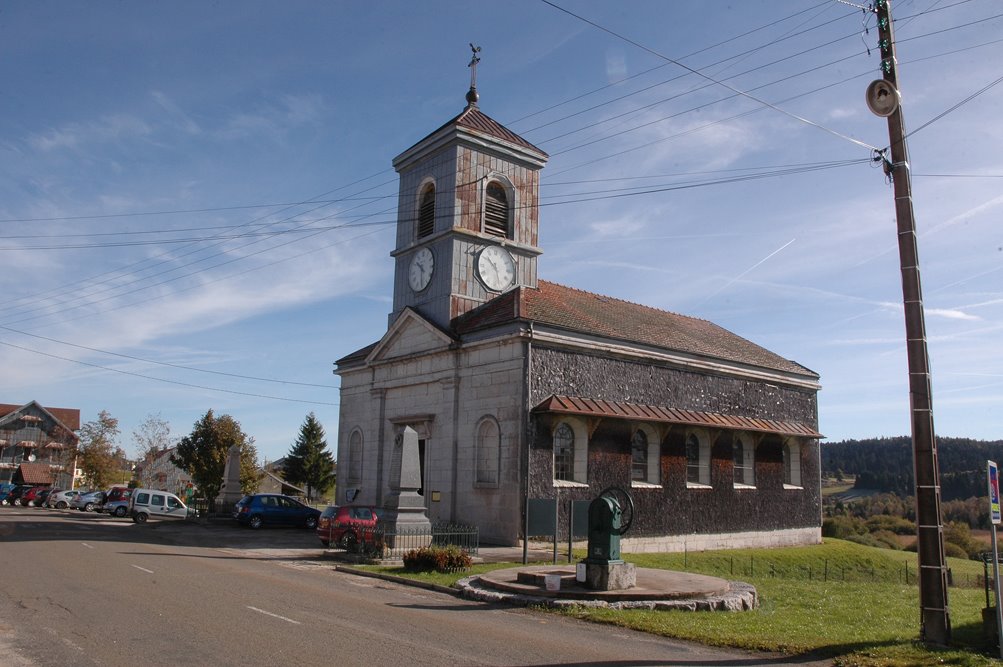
left=408, top=247, right=434, bottom=292
left=477, top=245, right=516, bottom=292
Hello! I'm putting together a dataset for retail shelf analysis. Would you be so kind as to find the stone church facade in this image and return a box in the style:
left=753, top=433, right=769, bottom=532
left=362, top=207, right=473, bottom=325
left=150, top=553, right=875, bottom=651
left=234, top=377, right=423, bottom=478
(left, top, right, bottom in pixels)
left=335, top=84, right=822, bottom=551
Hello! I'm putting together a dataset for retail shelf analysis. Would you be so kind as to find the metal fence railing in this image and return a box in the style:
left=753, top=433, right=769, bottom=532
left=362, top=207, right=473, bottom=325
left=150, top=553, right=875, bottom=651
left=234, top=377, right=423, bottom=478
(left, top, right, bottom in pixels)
left=344, top=521, right=479, bottom=559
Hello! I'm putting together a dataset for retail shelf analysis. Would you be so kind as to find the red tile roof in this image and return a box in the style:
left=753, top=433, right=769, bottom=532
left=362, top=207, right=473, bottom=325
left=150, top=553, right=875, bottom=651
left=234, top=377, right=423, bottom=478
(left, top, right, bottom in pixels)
left=17, top=462, right=54, bottom=485
left=403, top=104, right=547, bottom=158
left=0, top=402, right=80, bottom=431
left=453, top=281, right=816, bottom=378
left=534, top=395, right=822, bottom=438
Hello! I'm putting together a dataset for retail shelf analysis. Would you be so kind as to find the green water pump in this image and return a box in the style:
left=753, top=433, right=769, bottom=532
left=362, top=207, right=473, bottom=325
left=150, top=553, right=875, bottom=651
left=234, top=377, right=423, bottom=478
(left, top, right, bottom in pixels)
left=585, top=486, right=635, bottom=565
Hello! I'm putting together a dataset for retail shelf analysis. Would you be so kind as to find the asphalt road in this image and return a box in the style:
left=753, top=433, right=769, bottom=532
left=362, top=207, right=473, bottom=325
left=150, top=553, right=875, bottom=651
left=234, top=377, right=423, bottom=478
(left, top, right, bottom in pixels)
left=0, top=506, right=832, bottom=666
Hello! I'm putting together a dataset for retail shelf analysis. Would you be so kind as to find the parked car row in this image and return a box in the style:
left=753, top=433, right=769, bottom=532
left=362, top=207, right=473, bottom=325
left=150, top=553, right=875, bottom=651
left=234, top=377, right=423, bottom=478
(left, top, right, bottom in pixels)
left=229, top=493, right=380, bottom=550
left=0, top=484, right=190, bottom=524
left=3, top=485, right=375, bottom=541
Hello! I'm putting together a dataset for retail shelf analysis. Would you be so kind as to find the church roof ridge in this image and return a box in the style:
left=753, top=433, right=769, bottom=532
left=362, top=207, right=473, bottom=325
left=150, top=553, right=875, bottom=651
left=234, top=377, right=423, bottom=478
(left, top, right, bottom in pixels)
left=535, top=280, right=710, bottom=325
left=452, top=280, right=817, bottom=379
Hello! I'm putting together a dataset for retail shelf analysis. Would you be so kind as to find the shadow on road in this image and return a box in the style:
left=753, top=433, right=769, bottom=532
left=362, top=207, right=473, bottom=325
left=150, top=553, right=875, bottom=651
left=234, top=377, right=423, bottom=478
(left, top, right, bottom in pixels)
left=0, top=506, right=329, bottom=554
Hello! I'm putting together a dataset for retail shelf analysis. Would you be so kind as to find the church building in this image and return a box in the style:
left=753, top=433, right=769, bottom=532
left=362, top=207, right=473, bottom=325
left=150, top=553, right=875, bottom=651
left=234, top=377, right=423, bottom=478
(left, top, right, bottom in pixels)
left=334, top=78, right=822, bottom=551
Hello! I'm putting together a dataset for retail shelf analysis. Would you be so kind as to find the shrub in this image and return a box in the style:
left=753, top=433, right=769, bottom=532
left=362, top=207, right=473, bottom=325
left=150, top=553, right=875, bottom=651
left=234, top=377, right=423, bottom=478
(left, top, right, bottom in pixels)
left=865, top=514, right=916, bottom=535
left=944, top=542, right=968, bottom=559
left=845, top=533, right=886, bottom=549
left=869, top=529, right=904, bottom=550
left=402, top=544, right=472, bottom=572
left=943, top=521, right=989, bottom=559
left=822, top=516, right=867, bottom=539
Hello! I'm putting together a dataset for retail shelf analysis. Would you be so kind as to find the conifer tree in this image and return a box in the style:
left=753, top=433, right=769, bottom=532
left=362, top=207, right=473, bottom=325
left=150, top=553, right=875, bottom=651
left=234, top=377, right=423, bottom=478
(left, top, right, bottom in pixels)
left=284, top=413, right=335, bottom=501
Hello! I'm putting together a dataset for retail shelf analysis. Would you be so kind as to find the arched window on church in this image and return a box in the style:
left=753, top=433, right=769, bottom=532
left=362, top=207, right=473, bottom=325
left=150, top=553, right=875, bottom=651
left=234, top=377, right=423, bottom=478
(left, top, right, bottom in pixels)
left=631, top=426, right=660, bottom=485
left=475, top=417, right=500, bottom=486
left=686, top=432, right=710, bottom=487
left=484, top=181, right=509, bottom=237
left=348, top=429, right=363, bottom=484
left=733, top=435, right=755, bottom=488
left=417, top=183, right=435, bottom=239
left=553, top=422, right=574, bottom=482
left=783, top=440, right=802, bottom=488
left=631, top=430, right=648, bottom=481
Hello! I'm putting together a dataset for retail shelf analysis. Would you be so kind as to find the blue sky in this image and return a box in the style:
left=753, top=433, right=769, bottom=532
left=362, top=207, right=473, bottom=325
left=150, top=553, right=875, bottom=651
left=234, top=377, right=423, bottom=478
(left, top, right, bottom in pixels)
left=2, top=1, right=1001, bottom=464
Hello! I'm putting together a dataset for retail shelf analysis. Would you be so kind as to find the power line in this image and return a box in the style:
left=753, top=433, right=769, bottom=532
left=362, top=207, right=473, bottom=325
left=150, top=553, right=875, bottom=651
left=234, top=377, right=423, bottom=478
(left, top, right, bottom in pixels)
left=0, top=339, right=339, bottom=407
left=0, top=323, right=338, bottom=388
left=509, top=1, right=837, bottom=127
left=539, top=0, right=879, bottom=151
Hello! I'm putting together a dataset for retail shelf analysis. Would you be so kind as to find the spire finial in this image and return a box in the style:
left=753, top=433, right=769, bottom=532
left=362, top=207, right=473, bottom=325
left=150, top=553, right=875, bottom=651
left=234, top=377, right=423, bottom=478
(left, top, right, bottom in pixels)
left=466, top=43, right=481, bottom=107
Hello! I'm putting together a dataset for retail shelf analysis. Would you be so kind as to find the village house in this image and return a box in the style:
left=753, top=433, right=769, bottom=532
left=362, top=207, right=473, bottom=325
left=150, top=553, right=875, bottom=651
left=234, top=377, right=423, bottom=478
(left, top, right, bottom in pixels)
left=0, top=401, right=79, bottom=489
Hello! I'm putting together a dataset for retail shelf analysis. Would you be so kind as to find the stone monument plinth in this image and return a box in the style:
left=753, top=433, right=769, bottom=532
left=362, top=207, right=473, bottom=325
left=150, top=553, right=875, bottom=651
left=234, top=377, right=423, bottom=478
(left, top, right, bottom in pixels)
left=380, top=426, right=431, bottom=548
left=218, top=444, right=244, bottom=506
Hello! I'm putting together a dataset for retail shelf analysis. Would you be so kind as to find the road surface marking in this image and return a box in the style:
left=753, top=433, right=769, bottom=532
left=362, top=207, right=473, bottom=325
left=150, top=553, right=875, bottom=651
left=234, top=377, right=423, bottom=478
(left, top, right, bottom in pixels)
left=81, top=542, right=94, bottom=549
left=247, top=606, right=301, bottom=624
left=131, top=564, right=154, bottom=574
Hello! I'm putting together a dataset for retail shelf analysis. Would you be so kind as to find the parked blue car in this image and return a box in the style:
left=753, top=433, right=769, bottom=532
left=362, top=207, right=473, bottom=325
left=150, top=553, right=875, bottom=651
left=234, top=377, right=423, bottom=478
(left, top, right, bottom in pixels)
left=233, top=493, right=320, bottom=530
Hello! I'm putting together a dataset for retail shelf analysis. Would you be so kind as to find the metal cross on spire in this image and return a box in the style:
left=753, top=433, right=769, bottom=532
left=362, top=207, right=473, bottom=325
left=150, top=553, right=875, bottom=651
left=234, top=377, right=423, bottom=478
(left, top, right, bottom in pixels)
left=466, top=43, right=481, bottom=107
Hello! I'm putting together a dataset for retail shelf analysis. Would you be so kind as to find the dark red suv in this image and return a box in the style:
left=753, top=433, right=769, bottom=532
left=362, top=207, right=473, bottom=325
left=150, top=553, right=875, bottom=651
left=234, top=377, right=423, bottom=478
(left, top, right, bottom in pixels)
left=316, top=505, right=378, bottom=549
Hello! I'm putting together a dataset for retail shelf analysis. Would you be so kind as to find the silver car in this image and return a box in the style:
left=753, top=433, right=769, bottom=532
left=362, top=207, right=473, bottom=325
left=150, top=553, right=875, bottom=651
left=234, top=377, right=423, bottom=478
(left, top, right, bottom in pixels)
left=47, top=489, right=81, bottom=510
left=103, top=499, right=131, bottom=517
left=70, top=490, right=105, bottom=512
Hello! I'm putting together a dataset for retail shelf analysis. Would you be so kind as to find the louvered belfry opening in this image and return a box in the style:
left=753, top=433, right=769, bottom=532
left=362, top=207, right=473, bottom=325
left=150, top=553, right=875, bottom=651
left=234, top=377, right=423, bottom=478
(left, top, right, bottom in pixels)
left=484, top=182, right=509, bottom=237
left=417, top=184, right=435, bottom=238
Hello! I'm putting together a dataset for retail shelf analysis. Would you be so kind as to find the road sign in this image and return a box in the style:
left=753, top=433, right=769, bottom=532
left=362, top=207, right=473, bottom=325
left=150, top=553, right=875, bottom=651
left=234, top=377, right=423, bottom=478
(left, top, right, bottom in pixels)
left=989, top=461, right=1001, bottom=525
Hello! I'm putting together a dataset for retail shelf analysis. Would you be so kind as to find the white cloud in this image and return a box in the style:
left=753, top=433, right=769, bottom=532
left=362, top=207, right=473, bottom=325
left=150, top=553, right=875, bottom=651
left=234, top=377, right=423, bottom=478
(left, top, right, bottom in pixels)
left=28, top=114, right=152, bottom=152
left=150, top=90, right=202, bottom=135
left=924, top=307, right=980, bottom=321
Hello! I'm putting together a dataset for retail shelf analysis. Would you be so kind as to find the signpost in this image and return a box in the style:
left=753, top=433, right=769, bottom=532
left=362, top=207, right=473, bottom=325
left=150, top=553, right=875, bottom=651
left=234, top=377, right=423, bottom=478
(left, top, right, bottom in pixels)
left=988, top=460, right=1002, bottom=657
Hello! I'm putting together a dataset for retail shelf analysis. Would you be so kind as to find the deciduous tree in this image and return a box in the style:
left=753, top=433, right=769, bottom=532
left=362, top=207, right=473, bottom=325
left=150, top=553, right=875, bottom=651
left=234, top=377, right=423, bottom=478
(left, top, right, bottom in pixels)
left=77, top=410, right=127, bottom=489
left=132, top=413, right=174, bottom=463
left=171, top=410, right=259, bottom=502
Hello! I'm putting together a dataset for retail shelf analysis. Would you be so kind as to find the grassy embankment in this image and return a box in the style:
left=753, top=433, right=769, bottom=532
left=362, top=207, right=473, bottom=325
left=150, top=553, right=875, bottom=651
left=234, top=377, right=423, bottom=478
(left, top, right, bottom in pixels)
left=364, top=538, right=1002, bottom=666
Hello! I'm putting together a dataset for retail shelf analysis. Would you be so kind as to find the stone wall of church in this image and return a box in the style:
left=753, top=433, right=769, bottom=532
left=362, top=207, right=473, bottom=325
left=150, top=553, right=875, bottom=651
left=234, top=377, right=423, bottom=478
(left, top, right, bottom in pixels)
left=336, top=333, right=530, bottom=545
left=527, top=346, right=821, bottom=545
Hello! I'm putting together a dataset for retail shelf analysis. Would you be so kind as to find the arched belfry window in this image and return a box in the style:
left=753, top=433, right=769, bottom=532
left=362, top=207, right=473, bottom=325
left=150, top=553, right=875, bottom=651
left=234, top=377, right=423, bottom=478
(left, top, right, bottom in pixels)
left=484, top=181, right=509, bottom=238
left=417, top=183, right=435, bottom=239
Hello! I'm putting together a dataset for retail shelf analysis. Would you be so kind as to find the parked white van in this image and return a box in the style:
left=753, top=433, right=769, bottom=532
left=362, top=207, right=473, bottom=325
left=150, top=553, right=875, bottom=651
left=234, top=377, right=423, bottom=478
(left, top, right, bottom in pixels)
left=129, top=488, right=190, bottom=523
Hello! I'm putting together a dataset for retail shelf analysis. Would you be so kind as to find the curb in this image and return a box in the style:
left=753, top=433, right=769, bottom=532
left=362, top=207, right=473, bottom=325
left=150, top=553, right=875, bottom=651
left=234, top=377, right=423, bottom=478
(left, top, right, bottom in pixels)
left=334, top=564, right=460, bottom=597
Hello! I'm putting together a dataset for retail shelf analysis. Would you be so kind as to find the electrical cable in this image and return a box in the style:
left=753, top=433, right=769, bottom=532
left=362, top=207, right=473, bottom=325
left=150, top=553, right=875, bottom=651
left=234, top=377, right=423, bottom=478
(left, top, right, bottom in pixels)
left=539, top=0, right=880, bottom=151
left=0, top=324, right=338, bottom=388
left=0, top=339, right=338, bottom=407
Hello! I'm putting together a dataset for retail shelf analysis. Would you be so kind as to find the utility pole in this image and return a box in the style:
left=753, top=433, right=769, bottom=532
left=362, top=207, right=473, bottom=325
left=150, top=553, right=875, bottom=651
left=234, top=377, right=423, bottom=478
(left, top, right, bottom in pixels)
left=866, top=0, right=951, bottom=645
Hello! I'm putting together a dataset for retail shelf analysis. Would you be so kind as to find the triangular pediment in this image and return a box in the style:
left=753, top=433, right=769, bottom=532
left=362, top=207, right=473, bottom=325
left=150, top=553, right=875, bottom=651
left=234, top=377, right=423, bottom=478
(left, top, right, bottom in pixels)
left=367, top=308, right=455, bottom=363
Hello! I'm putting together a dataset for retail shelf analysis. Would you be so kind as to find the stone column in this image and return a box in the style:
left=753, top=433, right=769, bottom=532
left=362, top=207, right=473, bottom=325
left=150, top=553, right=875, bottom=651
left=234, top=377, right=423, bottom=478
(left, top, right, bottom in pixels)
left=380, top=426, right=431, bottom=547
left=218, top=444, right=244, bottom=505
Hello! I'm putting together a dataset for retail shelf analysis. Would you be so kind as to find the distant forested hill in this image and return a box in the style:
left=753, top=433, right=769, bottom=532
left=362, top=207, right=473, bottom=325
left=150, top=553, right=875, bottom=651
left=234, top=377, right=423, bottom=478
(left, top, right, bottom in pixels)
left=822, top=437, right=1003, bottom=501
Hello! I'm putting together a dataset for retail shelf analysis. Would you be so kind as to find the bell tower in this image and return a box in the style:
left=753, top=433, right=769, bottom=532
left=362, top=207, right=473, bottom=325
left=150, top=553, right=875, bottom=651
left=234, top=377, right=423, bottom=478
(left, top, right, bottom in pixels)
left=388, top=49, right=548, bottom=330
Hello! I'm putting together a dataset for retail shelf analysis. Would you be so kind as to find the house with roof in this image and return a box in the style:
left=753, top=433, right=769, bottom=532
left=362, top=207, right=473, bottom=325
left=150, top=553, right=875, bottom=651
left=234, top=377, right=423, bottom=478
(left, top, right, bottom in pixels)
left=0, top=401, right=80, bottom=489
left=334, top=80, right=822, bottom=550
left=134, top=446, right=193, bottom=495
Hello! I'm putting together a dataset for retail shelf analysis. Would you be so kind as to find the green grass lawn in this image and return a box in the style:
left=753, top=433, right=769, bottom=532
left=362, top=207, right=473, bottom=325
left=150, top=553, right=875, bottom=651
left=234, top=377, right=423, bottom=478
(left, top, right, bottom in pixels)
left=362, top=539, right=1003, bottom=666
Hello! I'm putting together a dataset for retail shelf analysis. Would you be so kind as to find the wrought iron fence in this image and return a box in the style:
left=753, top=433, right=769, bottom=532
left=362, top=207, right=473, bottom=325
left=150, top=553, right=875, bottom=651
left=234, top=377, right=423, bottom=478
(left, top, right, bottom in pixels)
left=187, top=497, right=236, bottom=520
left=347, top=521, right=479, bottom=559
left=186, top=496, right=328, bottom=520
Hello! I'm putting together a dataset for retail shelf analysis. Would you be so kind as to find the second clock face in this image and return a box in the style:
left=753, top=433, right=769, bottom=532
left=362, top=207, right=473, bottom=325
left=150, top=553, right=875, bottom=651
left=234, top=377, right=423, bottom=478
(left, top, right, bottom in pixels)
left=477, top=245, right=515, bottom=291
left=408, top=247, right=434, bottom=292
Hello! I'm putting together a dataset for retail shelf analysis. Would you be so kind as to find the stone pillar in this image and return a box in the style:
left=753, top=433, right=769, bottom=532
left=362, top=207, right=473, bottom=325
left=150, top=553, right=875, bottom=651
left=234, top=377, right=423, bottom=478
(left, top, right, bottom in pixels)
left=218, top=444, right=244, bottom=505
left=380, top=426, right=431, bottom=547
